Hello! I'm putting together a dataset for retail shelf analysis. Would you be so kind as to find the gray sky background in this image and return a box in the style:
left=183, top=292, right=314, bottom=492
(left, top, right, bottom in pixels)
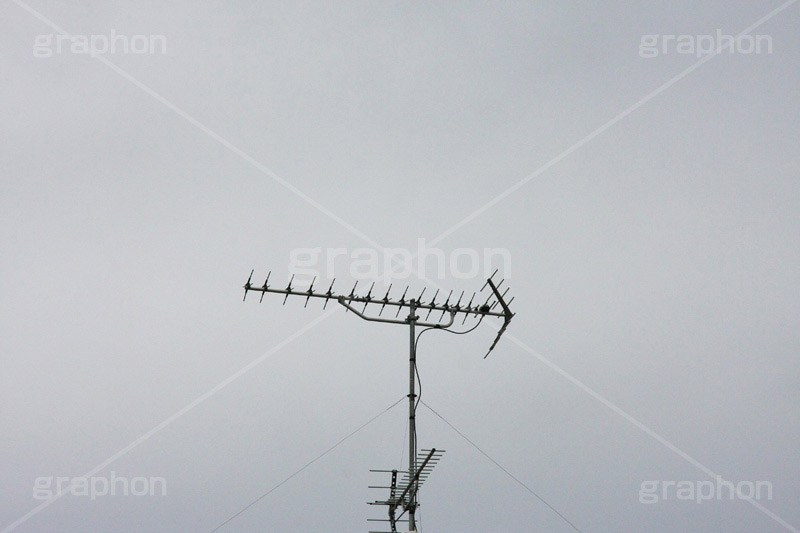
left=1, top=1, right=798, bottom=532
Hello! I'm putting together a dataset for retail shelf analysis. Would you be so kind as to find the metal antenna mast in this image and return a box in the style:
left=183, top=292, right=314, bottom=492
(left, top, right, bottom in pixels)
left=243, top=269, right=514, bottom=532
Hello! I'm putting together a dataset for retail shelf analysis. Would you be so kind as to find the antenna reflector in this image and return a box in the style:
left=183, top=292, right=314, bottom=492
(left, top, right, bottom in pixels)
left=481, top=269, right=499, bottom=291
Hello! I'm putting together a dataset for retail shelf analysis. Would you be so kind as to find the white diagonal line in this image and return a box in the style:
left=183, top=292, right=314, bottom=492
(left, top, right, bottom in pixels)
left=502, top=330, right=799, bottom=533
left=405, top=267, right=799, bottom=532
left=1, top=308, right=336, bottom=533
left=425, top=0, right=799, bottom=249
left=403, top=4, right=800, bottom=522
left=422, top=400, right=581, bottom=532
left=7, top=2, right=385, bottom=531
left=208, top=396, right=406, bottom=532
left=382, top=247, right=799, bottom=530
left=10, top=0, right=387, bottom=254
left=11, top=1, right=798, bottom=531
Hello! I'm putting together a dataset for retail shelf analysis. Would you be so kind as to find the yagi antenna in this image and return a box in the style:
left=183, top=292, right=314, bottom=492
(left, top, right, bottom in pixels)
left=243, top=271, right=515, bottom=353
left=242, top=269, right=515, bottom=531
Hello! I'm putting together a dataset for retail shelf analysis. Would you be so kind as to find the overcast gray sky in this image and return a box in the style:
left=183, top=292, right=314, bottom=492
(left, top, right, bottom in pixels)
left=1, top=1, right=798, bottom=532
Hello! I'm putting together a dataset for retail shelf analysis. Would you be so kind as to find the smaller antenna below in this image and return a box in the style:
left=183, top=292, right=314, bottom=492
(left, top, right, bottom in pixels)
left=368, top=449, right=445, bottom=532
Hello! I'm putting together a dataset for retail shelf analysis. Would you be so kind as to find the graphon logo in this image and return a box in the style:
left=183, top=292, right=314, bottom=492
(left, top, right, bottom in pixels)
left=639, top=476, right=772, bottom=504
left=287, top=239, right=511, bottom=284
left=639, top=29, right=773, bottom=58
left=33, top=472, right=167, bottom=500
left=33, top=30, right=167, bottom=58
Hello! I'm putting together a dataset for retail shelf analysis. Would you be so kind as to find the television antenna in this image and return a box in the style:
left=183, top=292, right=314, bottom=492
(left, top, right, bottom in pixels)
left=243, top=269, right=514, bottom=532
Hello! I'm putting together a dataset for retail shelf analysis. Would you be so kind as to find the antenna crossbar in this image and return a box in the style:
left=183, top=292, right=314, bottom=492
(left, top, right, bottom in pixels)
left=243, top=277, right=507, bottom=319
left=243, top=267, right=516, bottom=532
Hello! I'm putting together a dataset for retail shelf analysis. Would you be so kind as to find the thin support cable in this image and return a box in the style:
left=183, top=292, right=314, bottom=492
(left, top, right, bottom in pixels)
left=411, top=315, right=484, bottom=445
left=421, top=400, right=582, bottom=533
left=210, top=396, right=405, bottom=532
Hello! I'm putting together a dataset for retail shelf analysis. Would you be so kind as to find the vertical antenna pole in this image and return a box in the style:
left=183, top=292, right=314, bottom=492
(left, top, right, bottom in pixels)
left=408, top=299, right=418, bottom=532
left=245, top=270, right=515, bottom=531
